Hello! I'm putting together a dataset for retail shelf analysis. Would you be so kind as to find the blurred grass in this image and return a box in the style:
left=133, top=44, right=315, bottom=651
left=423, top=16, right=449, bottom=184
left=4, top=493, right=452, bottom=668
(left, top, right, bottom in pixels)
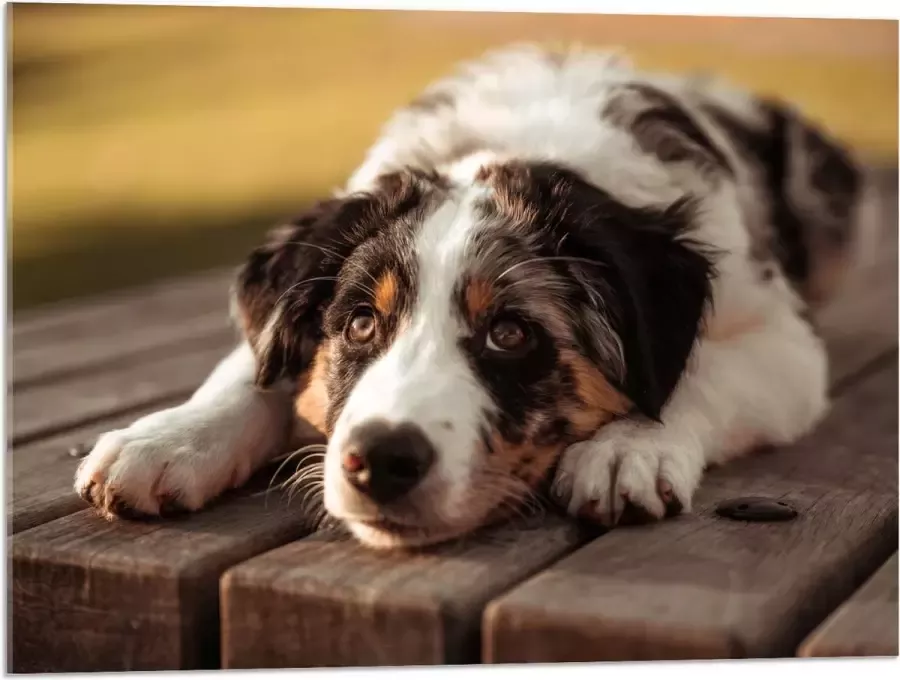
left=8, top=5, right=898, bottom=311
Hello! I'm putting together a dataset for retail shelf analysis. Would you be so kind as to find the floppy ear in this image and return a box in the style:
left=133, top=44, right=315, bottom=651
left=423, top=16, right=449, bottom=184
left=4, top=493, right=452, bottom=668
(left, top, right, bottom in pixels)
left=232, top=172, right=431, bottom=387
left=602, top=81, right=732, bottom=176
left=231, top=197, right=376, bottom=387
left=551, top=171, right=716, bottom=421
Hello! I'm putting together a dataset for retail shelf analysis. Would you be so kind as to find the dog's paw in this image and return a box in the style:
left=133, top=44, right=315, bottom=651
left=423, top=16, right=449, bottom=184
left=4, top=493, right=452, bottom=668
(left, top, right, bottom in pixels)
left=551, top=420, right=704, bottom=528
left=74, top=406, right=250, bottom=520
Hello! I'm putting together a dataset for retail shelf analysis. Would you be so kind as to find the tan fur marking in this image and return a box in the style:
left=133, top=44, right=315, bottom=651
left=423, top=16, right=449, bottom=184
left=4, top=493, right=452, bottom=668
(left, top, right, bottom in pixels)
left=564, top=351, right=631, bottom=437
left=465, top=278, right=494, bottom=322
left=374, top=270, right=399, bottom=317
left=294, top=341, right=331, bottom=440
left=473, top=436, right=563, bottom=528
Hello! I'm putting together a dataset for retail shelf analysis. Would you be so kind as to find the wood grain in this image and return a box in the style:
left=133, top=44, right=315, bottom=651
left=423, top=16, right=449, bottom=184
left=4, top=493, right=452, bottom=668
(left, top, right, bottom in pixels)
left=483, top=361, right=898, bottom=662
left=220, top=517, right=596, bottom=668
left=10, top=338, right=233, bottom=446
left=798, top=552, right=898, bottom=657
left=9, top=402, right=185, bottom=534
left=11, top=268, right=234, bottom=388
left=10, top=487, right=316, bottom=672
left=12, top=266, right=232, bottom=339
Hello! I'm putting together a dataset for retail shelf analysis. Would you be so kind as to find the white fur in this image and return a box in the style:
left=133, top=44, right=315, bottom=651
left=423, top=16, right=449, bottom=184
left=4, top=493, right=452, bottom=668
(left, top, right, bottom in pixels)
left=76, top=44, right=838, bottom=541
left=553, top=307, right=828, bottom=520
left=324, top=188, right=496, bottom=540
left=74, top=343, right=293, bottom=514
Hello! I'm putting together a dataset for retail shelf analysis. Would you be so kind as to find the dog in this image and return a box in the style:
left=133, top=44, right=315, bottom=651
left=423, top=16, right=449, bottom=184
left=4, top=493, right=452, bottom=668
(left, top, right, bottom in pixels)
left=75, top=44, right=871, bottom=549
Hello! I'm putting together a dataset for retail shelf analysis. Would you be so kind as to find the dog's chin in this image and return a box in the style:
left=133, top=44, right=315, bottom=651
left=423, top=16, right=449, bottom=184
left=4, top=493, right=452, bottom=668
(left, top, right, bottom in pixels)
left=341, top=515, right=484, bottom=550
left=343, top=518, right=476, bottom=550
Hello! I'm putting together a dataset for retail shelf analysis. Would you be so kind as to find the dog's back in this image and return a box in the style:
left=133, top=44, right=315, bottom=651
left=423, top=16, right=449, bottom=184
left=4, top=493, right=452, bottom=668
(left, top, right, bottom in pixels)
left=347, top=43, right=872, bottom=309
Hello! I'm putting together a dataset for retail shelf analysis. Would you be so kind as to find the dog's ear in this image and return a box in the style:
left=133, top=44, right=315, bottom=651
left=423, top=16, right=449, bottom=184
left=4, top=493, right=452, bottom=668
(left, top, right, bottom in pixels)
left=602, top=81, right=732, bottom=176
left=233, top=173, right=431, bottom=387
left=232, top=198, right=373, bottom=387
left=548, top=169, right=716, bottom=421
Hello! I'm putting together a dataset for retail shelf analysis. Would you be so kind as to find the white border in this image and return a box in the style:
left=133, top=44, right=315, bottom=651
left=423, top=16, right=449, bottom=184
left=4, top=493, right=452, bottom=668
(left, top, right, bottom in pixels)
left=2, top=1, right=897, bottom=678
left=4, top=0, right=900, bottom=20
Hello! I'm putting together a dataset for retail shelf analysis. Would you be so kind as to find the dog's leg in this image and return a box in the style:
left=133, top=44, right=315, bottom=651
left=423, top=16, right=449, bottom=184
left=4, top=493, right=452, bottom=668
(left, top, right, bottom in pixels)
left=552, top=307, right=829, bottom=525
left=74, top=342, right=295, bottom=518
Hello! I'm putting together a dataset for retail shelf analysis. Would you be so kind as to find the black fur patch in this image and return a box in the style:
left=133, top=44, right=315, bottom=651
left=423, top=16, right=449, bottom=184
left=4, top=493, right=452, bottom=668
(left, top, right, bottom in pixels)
left=603, top=83, right=732, bottom=175
left=470, top=161, right=716, bottom=428
left=703, top=99, right=861, bottom=290
left=232, top=171, right=434, bottom=389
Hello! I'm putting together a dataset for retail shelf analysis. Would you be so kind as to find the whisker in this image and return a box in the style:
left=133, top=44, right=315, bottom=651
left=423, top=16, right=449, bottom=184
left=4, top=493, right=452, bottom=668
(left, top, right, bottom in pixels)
left=267, top=445, right=328, bottom=493
left=495, top=255, right=608, bottom=283
left=278, top=240, right=349, bottom=263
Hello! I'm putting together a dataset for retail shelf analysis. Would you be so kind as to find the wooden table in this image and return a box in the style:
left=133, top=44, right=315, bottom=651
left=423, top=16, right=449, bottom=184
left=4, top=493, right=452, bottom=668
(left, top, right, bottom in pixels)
left=9, top=169, right=899, bottom=671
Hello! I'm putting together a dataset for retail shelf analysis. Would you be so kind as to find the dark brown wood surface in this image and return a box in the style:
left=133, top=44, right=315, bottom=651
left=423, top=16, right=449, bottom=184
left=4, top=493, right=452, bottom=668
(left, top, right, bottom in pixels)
left=12, top=268, right=234, bottom=386
left=12, top=310, right=232, bottom=391
left=798, top=552, right=899, bottom=658
left=8, top=268, right=315, bottom=673
left=9, top=403, right=183, bottom=533
left=483, top=360, right=898, bottom=662
left=12, top=266, right=232, bottom=337
left=221, top=518, right=595, bottom=668
left=10, top=492, right=316, bottom=672
left=11, top=340, right=235, bottom=446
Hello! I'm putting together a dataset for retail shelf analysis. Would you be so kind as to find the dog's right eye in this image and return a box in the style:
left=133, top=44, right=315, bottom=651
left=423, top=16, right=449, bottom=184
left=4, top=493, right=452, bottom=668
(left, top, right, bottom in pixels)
left=346, top=307, right=377, bottom=345
left=484, top=315, right=534, bottom=357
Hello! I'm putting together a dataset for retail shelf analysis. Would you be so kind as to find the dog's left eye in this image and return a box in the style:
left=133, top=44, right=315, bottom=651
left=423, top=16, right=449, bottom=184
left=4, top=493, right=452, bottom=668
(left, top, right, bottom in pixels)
left=346, top=307, right=377, bottom=344
left=485, top=317, right=531, bottom=354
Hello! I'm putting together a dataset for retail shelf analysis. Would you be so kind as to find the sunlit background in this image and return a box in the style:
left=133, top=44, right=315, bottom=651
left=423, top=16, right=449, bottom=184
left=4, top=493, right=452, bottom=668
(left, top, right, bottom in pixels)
left=8, top=4, right=898, bottom=311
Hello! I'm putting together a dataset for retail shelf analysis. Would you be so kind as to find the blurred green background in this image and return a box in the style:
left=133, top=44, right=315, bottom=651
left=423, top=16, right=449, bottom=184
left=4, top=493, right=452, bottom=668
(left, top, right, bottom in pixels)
left=8, top=4, right=898, bottom=312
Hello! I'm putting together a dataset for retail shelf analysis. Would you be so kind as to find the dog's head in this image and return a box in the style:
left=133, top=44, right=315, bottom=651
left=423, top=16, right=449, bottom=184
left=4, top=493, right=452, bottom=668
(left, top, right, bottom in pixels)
left=233, top=161, right=713, bottom=548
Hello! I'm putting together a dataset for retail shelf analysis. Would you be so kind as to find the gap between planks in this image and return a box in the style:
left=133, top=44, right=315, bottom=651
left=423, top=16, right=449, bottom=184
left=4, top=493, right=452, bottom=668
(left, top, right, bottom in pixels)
left=11, top=267, right=234, bottom=388
left=482, top=360, right=898, bottom=662
left=798, top=552, right=899, bottom=658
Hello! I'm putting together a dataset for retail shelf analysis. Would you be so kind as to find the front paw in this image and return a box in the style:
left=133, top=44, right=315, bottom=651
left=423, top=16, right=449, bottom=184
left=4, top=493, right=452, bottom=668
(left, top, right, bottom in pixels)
left=551, top=420, right=704, bottom=528
left=74, top=407, right=246, bottom=520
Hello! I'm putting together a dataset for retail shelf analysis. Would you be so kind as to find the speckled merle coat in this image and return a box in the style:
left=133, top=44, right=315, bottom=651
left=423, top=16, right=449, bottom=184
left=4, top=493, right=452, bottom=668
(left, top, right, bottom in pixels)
left=76, top=44, right=873, bottom=550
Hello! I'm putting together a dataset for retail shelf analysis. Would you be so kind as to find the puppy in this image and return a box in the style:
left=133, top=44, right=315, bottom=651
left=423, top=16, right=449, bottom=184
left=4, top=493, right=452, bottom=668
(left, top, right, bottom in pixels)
left=75, top=45, right=869, bottom=549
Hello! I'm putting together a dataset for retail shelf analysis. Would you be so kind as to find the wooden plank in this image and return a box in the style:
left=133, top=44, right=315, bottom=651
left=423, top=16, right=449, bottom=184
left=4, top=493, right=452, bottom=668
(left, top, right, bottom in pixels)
left=9, top=403, right=184, bottom=534
left=12, top=310, right=232, bottom=390
left=10, top=484, right=316, bottom=672
left=220, top=517, right=595, bottom=668
left=798, top=552, right=898, bottom=658
left=12, top=266, right=231, bottom=339
left=11, top=268, right=234, bottom=388
left=483, top=360, right=898, bottom=662
left=818, top=168, right=898, bottom=389
left=10, top=338, right=233, bottom=446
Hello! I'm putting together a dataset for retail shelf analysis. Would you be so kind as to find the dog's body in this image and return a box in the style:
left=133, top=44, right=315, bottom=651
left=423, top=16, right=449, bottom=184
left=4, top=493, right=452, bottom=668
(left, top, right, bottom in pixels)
left=76, top=45, right=869, bottom=549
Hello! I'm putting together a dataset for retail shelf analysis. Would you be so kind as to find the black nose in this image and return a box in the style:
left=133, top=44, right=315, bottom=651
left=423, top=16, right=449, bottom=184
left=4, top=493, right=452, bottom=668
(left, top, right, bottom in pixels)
left=341, top=420, right=436, bottom=504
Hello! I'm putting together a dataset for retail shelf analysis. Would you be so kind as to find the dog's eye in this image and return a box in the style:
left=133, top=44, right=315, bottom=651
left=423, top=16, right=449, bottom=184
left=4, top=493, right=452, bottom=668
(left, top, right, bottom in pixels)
left=486, top=317, right=530, bottom=354
left=347, top=308, right=377, bottom=344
